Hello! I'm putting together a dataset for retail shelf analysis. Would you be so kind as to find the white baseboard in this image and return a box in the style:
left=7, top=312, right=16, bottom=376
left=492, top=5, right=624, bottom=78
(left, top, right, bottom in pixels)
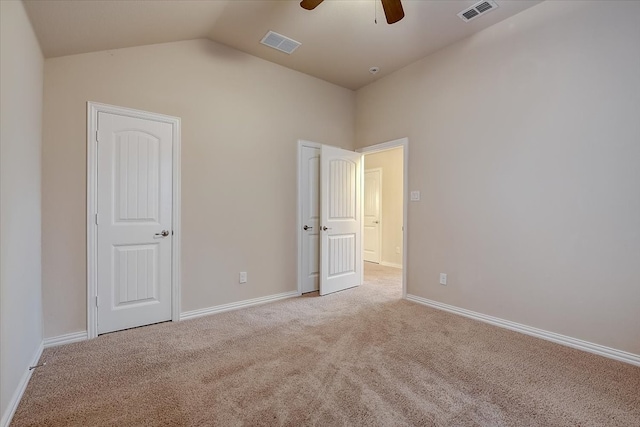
left=406, top=294, right=640, bottom=367
left=1, top=342, right=44, bottom=427
left=379, top=261, right=402, bottom=269
left=43, top=331, right=88, bottom=348
left=181, top=290, right=300, bottom=321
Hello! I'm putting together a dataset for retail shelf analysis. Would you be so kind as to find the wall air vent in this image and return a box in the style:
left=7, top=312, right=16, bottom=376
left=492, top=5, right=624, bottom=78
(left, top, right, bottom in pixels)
left=458, top=1, right=499, bottom=22
left=260, top=31, right=301, bottom=54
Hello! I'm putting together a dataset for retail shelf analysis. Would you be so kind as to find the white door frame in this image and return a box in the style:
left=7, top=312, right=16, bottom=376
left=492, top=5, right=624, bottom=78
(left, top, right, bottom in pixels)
left=297, top=139, right=321, bottom=295
left=358, top=138, right=408, bottom=298
left=86, top=102, right=182, bottom=339
left=363, top=167, right=383, bottom=264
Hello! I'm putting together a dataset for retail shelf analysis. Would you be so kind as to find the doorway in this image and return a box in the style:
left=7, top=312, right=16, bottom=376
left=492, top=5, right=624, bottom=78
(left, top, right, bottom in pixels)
left=360, top=139, right=407, bottom=298
left=363, top=147, right=404, bottom=269
left=87, top=102, right=182, bottom=338
left=297, top=138, right=408, bottom=298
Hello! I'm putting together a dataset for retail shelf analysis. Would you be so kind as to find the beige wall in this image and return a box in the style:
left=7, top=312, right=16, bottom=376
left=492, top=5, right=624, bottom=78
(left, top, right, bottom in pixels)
left=364, top=148, right=403, bottom=267
left=356, top=1, right=640, bottom=354
left=0, top=0, right=44, bottom=420
left=42, top=39, right=355, bottom=338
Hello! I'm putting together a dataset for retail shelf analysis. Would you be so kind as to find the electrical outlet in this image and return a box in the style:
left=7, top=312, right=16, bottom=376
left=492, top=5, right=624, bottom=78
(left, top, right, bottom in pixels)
left=439, top=273, right=447, bottom=286
left=239, top=272, right=247, bottom=284
left=395, top=246, right=400, bottom=254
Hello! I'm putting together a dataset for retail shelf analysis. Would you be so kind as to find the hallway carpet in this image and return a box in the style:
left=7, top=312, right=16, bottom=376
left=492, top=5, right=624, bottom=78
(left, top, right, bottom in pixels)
left=12, top=264, right=640, bottom=426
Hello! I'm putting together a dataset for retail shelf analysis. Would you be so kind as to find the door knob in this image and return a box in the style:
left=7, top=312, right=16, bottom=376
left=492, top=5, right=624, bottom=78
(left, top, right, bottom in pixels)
left=373, top=221, right=379, bottom=224
left=155, top=230, right=170, bottom=237
left=322, top=226, right=332, bottom=231
left=303, top=225, right=313, bottom=231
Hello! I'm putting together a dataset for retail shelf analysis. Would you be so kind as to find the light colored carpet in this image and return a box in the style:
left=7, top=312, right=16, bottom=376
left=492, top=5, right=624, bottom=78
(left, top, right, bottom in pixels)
left=12, top=263, right=640, bottom=426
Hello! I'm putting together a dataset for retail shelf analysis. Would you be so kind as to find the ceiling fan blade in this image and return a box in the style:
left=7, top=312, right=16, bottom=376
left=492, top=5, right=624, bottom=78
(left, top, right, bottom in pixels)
left=300, top=0, right=324, bottom=11
left=380, top=0, right=405, bottom=24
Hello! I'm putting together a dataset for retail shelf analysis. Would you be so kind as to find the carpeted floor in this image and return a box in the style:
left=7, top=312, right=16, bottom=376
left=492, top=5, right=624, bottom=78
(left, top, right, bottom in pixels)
left=12, top=263, right=640, bottom=426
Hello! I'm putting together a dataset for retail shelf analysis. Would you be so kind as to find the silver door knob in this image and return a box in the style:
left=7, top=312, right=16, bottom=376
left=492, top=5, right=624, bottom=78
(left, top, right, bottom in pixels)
left=155, top=230, right=170, bottom=237
left=322, top=226, right=331, bottom=231
left=303, top=225, right=313, bottom=231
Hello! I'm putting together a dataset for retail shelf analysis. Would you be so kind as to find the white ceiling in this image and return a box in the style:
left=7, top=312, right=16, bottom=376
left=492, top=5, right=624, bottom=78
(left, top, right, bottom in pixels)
left=23, top=0, right=543, bottom=90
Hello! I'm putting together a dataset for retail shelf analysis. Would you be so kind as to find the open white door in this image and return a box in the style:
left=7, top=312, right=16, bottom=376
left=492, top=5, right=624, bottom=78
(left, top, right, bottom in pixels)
left=319, top=145, right=363, bottom=295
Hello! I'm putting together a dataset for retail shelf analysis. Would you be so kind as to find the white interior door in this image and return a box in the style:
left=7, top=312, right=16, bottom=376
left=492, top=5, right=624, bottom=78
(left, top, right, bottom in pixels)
left=319, top=145, right=363, bottom=296
left=300, top=144, right=320, bottom=293
left=97, top=111, right=173, bottom=334
left=363, top=169, right=382, bottom=263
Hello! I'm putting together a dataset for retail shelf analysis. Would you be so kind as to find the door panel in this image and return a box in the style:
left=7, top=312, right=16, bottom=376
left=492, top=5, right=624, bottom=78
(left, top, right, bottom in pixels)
left=115, top=132, right=160, bottom=221
left=97, top=112, right=173, bottom=334
left=300, top=145, right=320, bottom=293
left=320, top=145, right=362, bottom=295
left=363, top=169, right=381, bottom=263
left=113, top=244, right=158, bottom=306
left=328, top=234, right=356, bottom=276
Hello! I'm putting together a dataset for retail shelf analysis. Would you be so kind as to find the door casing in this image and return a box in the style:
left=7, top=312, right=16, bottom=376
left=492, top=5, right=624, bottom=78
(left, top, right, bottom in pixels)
left=87, top=102, right=182, bottom=339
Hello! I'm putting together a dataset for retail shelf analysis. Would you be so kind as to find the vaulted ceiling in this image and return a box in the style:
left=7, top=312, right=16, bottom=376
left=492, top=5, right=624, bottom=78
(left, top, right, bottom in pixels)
left=24, top=0, right=542, bottom=90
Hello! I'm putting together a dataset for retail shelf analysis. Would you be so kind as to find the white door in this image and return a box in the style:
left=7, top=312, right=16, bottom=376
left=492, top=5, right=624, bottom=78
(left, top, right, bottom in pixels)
left=363, top=169, right=382, bottom=263
left=319, top=145, right=363, bottom=296
left=300, top=145, right=320, bottom=293
left=97, top=112, right=173, bottom=334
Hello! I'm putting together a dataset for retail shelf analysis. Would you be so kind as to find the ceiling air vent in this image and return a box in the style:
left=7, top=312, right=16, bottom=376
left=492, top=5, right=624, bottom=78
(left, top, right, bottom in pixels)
left=260, top=31, right=301, bottom=54
left=458, top=0, right=499, bottom=22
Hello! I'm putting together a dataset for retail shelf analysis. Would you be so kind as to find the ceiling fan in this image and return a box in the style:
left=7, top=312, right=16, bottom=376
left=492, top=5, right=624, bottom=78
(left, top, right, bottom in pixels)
left=300, top=0, right=405, bottom=25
